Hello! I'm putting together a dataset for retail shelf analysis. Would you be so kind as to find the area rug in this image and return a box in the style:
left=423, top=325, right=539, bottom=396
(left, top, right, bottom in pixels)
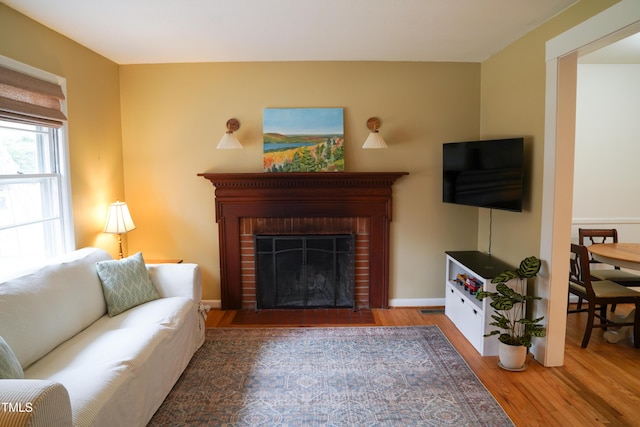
left=148, top=326, right=513, bottom=426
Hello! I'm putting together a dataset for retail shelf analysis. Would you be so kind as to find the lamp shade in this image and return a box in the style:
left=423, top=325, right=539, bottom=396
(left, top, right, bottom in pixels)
left=362, top=131, right=388, bottom=149
left=104, top=201, right=136, bottom=234
left=216, top=132, right=243, bottom=149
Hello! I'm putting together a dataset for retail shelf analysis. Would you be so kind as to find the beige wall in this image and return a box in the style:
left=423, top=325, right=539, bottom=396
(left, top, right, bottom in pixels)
left=0, top=4, right=125, bottom=254
left=480, top=0, right=621, bottom=364
left=479, top=0, right=619, bottom=268
left=2, top=0, right=622, bottom=311
left=119, top=62, right=481, bottom=301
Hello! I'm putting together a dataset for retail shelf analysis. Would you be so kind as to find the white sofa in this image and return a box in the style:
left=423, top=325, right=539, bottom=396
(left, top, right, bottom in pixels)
left=0, top=247, right=206, bottom=427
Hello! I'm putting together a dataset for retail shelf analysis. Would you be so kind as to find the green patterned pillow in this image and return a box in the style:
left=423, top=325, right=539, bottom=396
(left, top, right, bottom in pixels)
left=96, top=252, right=160, bottom=317
left=0, top=336, right=23, bottom=379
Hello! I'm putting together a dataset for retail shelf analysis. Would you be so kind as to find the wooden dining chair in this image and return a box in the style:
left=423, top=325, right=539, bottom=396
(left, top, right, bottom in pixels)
left=568, top=243, right=640, bottom=348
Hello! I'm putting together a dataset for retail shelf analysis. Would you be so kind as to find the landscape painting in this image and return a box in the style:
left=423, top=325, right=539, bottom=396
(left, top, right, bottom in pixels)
left=263, top=108, right=344, bottom=172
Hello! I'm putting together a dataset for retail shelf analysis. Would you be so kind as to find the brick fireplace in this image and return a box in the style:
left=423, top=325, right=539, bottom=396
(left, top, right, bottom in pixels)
left=198, top=172, right=408, bottom=310
left=241, top=217, right=369, bottom=309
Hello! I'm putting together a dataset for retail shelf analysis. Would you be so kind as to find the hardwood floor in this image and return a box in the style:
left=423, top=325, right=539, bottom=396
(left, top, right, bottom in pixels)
left=205, top=305, right=640, bottom=427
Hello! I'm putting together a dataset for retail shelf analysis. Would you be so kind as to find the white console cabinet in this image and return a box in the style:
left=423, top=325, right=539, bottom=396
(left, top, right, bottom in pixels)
left=444, top=251, right=515, bottom=356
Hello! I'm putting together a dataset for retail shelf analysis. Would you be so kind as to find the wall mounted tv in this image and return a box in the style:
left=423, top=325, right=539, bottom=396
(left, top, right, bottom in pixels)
left=442, top=137, right=524, bottom=212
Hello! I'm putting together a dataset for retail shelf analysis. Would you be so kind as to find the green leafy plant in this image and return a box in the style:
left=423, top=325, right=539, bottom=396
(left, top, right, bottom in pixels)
left=476, top=256, right=546, bottom=347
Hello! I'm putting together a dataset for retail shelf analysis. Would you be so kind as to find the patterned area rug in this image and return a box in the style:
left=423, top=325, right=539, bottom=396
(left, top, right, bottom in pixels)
left=148, top=326, right=513, bottom=426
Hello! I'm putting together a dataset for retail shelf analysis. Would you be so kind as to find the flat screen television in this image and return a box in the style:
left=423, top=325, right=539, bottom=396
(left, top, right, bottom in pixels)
left=442, top=137, right=524, bottom=212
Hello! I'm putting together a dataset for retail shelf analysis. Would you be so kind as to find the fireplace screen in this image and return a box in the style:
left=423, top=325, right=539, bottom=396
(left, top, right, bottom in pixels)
left=255, top=234, right=355, bottom=309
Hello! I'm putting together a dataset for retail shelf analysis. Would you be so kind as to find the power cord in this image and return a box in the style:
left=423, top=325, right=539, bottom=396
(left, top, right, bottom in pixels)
left=488, top=208, right=493, bottom=255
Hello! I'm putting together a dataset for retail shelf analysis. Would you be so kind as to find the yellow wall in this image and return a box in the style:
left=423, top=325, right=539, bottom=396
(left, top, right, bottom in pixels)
left=478, top=0, right=620, bottom=268
left=480, top=0, right=621, bottom=364
left=1, top=0, right=622, bottom=307
left=0, top=4, right=125, bottom=254
left=119, top=62, right=481, bottom=300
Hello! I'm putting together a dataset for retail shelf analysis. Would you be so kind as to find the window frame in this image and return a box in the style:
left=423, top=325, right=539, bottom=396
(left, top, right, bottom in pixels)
left=0, top=55, right=75, bottom=269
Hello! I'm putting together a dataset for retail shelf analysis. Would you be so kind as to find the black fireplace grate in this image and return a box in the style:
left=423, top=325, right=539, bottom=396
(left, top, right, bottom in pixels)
left=255, top=234, right=355, bottom=309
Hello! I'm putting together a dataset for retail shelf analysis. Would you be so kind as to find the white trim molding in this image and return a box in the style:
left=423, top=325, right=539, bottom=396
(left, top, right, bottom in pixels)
left=202, top=299, right=222, bottom=309
left=546, top=1, right=640, bottom=61
left=572, top=218, right=640, bottom=225
left=389, top=298, right=445, bottom=308
left=0, top=55, right=75, bottom=259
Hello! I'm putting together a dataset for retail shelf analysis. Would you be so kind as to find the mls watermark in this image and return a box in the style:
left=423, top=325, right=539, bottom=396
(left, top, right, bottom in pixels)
left=1, top=402, right=33, bottom=413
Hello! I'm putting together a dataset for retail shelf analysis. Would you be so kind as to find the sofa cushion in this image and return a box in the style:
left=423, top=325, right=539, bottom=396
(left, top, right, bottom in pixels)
left=25, top=325, right=168, bottom=426
left=24, top=297, right=197, bottom=426
left=96, top=252, right=160, bottom=317
left=0, top=248, right=111, bottom=370
left=0, top=336, right=23, bottom=379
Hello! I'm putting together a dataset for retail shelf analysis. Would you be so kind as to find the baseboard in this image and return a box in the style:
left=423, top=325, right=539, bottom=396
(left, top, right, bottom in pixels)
left=389, top=298, right=445, bottom=308
left=203, top=298, right=444, bottom=309
left=202, top=299, right=221, bottom=309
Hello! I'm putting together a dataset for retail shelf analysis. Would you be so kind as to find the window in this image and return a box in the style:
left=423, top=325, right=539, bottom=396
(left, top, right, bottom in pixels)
left=0, top=58, right=73, bottom=275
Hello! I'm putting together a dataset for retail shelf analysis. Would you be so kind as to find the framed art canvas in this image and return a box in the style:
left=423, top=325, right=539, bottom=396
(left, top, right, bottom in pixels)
left=263, top=108, right=344, bottom=172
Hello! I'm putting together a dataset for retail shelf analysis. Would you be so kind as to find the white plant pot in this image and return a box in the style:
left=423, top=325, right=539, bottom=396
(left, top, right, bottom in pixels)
left=498, top=341, right=527, bottom=371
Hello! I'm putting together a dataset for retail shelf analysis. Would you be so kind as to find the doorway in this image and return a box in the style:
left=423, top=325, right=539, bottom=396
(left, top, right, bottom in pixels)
left=540, top=0, right=640, bottom=366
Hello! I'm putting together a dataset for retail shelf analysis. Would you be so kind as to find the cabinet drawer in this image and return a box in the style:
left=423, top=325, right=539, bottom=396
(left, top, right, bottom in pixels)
left=445, top=285, right=483, bottom=352
left=457, top=296, right=483, bottom=351
left=444, top=286, right=460, bottom=324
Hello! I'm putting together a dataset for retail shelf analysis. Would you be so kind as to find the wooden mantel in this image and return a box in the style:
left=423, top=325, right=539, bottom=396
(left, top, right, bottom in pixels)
left=198, top=172, right=408, bottom=309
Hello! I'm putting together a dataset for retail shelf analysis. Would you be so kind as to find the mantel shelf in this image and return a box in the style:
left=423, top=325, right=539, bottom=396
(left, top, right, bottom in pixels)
left=198, top=171, right=408, bottom=189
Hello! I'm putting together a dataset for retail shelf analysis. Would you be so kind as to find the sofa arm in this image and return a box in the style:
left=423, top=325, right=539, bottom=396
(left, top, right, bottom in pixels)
left=147, top=263, right=202, bottom=302
left=0, top=380, right=72, bottom=427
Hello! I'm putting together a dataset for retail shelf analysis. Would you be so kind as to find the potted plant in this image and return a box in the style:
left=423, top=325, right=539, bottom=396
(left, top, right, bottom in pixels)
left=476, top=256, right=546, bottom=370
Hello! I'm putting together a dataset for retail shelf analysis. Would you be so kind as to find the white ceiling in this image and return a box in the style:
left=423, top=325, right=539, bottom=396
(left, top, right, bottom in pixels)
left=4, top=0, right=580, bottom=64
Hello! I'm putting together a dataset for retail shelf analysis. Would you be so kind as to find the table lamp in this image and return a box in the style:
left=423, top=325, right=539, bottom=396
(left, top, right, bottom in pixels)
left=104, top=201, right=136, bottom=259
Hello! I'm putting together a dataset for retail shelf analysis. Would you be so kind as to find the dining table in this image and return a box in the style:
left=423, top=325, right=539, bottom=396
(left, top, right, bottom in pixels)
left=588, top=243, right=640, bottom=271
left=586, top=243, right=640, bottom=344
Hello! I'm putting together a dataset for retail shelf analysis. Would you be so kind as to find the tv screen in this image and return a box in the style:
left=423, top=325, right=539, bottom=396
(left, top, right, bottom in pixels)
left=443, top=138, right=524, bottom=212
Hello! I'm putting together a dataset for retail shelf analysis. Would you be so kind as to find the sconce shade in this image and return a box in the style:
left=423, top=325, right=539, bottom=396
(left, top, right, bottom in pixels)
left=104, top=201, right=136, bottom=234
left=362, top=132, right=388, bottom=149
left=217, top=118, right=243, bottom=149
left=217, top=132, right=243, bottom=149
left=362, top=117, right=388, bottom=149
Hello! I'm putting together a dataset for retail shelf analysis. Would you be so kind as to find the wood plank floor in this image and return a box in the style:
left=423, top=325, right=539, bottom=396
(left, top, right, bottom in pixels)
left=205, top=305, right=640, bottom=427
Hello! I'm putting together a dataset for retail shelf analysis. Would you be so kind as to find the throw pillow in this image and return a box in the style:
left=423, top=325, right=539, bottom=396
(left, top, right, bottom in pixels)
left=0, top=336, right=24, bottom=379
left=96, top=252, right=160, bottom=317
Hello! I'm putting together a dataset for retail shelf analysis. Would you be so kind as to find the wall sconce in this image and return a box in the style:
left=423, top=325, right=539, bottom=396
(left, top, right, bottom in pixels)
left=104, top=201, right=136, bottom=259
left=362, top=117, right=388, bottom=149
left=216, top=118, right=243, bottom=149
